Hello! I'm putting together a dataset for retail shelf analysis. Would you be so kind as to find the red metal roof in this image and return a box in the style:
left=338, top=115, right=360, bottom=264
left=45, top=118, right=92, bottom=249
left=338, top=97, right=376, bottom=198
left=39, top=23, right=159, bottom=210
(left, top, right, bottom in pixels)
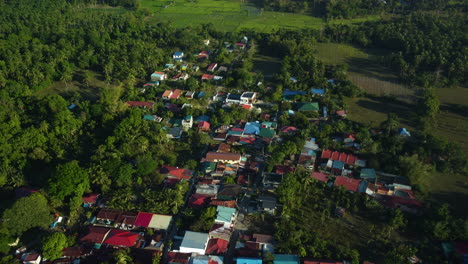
left=198, top=121, right=210, bottom=129
left=82, top=193, right=98, bottom=204
left=189, top=194, right=211, bottom=209
left=208, top=63, right=218, bottom=71
left=331, top=151, right=340, bottom=160
left=104, top=229, right=138, bottom=247
left=311, top=172, right=329, bottom=182
left=334, top=176, right=361, bottom=192
left=321, top=149, right=332, bottom=159
left=210, top=199, right=236, bottom=208
left=127, top=101, right=154, bottom=108
left=170, top=89, right=182, bottom=99
left=346, top=155, right=357, bottom=165
left=80, top=226, right=110, bottom=244
left=253, top=233, right=273, bottom=244
left=202, top=74, right=215, bottom=80
left=280, top=126, right=298, bottom=133
left=160, top=165, right=192, bottom=180
left=206, top=238, right=229, bottom=255
left=240, top=104, right=252, bottom=110
left=166, top=252, right=191, bottom=264
left=275, top=165, right=295, bottom=175
left=205, top=152, right=241, bottom=162
left=338, top=153, right=347, bottom=163
left=135, top=212, right=153, bottom=227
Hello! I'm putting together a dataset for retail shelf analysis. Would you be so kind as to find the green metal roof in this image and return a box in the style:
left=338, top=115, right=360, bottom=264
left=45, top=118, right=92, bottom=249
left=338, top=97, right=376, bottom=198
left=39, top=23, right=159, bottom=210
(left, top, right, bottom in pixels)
left=296, top=102, right=319, bottom=111
left=259, top=128, right=275, bottom=138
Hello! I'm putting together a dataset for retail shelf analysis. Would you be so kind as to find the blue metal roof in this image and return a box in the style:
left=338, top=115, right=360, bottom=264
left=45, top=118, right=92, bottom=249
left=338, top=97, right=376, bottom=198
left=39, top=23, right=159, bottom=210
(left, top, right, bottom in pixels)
left=332, top=160, right=345, bottom=169
left=237, top=258, right=262, bottom=264
left=244, top=122, right=261, bottom=135
left=273, top=255, right=299, bottom=264
left=311, top=88, right=325, bottom=95
left=283, top=90, right=307, bottom=96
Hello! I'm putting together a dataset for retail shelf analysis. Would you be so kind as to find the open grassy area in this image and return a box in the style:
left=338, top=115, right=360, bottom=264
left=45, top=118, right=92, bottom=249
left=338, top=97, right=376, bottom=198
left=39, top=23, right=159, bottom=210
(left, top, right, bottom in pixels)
left=140, top=0, right=379, bottom=32
left=252, top=55, right=282, bottom=80
left=315, top=43, right=415, bottom=100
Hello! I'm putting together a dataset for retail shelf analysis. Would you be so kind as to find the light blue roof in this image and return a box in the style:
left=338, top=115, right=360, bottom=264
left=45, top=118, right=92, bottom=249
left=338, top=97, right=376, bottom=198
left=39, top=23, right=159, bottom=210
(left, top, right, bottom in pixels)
left=215, top=206, right=236, bottom=223
left=358, top=181, right=368, bottom=193
left=181, top=231, right=209, bottom=250
left=244, top=122, right=260, bottom=135
left=192, top=256, right=224, bottom=264
left=237, top=258, right=262, bottom=264
left=273, top=255, right=299, bottom=264
left=399, top=128, right=411, bottom=136
left=68, top=103, right=77, bottom=109
left=198, top=91, right=205, bottom=98
left=311, top=88, right=325, bottom=95
left=332, top=160, right=345, bottom=169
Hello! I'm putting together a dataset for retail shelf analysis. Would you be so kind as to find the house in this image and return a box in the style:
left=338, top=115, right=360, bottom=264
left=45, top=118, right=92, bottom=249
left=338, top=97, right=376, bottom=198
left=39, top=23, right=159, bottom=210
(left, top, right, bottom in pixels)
left=259, top=127, right=275, bottom=139
left=244, top=122, right=261, bottom=135
left=235, top=42, right=247, bottom=49
left=296, top=102, right=319, bottom=112
left=282, top=90, right=307, bottom=101
left=399, top=128, right=411, bottom=137
left=241, top=92, right=256, bottom=104
left=182, top=115, right=193, bottom=131
left=164, top=64, right=175, bottom=70
left=298, top=149, right=316, bottom=170
left=167, top=252, right=192, bottom=264
left=144, top=81, right=160, bottom=87
left=217, top=184, right=242, bottom=200
left=262, top=173, right=283, bottom=190
left=205, top=152, right=242, bottom=164
left=334, top=176, right=361, bottom=192
left=179, top=231, right=209, bottom=254
left=96, top=209, right=122, bottom=224
left=170, top=89, right=183, bottom=99
left=173, top=52, right=184, bottom=61
left=178, top=73, right=189, bottom=81
left=151, top=71, right=166, bottom=81
left=162, top=90, right=174, bottom=99
left=202, top=74, right=215, bottom=80
left=331, top=160, right=345, bottom=175
left=204, top=39, right=210, bottom=45
left=167, top=127, right=183, bottom=139
left=82, top=193, right=99, bottom=207
left=227, top=128, right=244, bottom=137
left=181, top=64, right=189, bottom=71
left=226, top=93, right=242, bottom=104
left=115, top=211, right=137, bottom=229
left=273, top=255, right=299, bottom=264
left=185, top=91, right=195, bottom=99
left=237, top=258, right=263, bottom=264
left=280, top=126, right=298, bottom=134
left=81, top=226, right=111, bottom=245
left=127, top=101, right=155, bottom=108
left=215, top=206, right=237, bottom=228
left=261, top=121, right=277, bottom=129
left=198, top=51, right=210, bottom=59
left=336, top=110, right=347, bottom=118
left=218, top=66, right=228, bottom=72
left=196, top=184, right=220, bottom=196
left=311, top=88, right=325, bottom=96
left=214, top=133, right=227, bottom=141
left=311, top=172, right=329, bottom=183
left=104, top=229, right=139, bottom=247
left=21, top=253, right=41, bottom=264
left=189, top=194, right=211, bottom=209
left=253, top=234, right=274, bottom=253
left=193, top=65, right=200, bottom=71
left=61, top=246, right=92, bottom=259
left=198, top=121, right=211, bottom=132
left=144, top=115, right=163, bottom=122
left=360, top=168, right=376, bottom=180
left=206, top=238, right=230, bottom=255
left=192, top=255, right=224, bottom=264
left=160, top=165, right=193, bottom=180
left=257, top=196, right=277, bottom=214
left=208, top=63, right=218, bottom=72
left=213, top=92, right=227, bottom=101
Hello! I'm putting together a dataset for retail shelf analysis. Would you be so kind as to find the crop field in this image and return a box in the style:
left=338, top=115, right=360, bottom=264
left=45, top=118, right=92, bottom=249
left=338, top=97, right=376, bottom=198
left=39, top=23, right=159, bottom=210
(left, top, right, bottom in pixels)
left=140, top=0, right=379, bottom=32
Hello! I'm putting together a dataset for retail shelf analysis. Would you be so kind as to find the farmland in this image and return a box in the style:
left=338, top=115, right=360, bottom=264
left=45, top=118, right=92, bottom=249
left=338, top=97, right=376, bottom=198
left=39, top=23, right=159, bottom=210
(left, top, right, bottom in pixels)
left=140, top=0, right=379, bottom=32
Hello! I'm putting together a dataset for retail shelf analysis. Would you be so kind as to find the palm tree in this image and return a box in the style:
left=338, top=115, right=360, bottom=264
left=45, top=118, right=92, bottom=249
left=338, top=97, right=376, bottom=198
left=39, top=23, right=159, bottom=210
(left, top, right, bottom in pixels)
left=382, top=113, right=399, bottom=135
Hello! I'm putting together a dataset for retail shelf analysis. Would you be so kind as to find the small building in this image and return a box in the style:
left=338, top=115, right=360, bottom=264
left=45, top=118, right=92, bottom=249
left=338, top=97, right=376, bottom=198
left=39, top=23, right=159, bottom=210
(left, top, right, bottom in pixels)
left=151, top=71, right=166, bottom=81
left=202, top=74, right=215, bottom=81
left=182, top=115, right=193, bottom=131
left=215, top=206, right=237, bottom=228
left=170, top=89, right=183, bottom=99
left=144, top=115, right=163, bottom=122
left=205, top=152, right=241, bottom=164
left=259, top=127, right=275, bottom=139
left=311, top=88, right=325, bottom=96
left=127, top=101, right=154, bottom=108
left=179, top=231, right=209, bottom=255
left=241, top=92, right=257, bottom=104
left=203, top=39, right=210, bottom=46
left=162, top=90, right=174, bottom=99
left=280, top=126, right=298, bottom=134
left=198, top=51, right=210, bottom=59
left=181, top=64, right=189, bottom=71
left=226, top=93, right=242, bottom=104
left=173, top=52, right=184, bottom=61
left=334, top=176, right=361, bottom=192
left=244, top=122, right=261, bottom=135
left=218, top=66, right=228, bottom=72
left=311, top=172, right=329, bottom=183
left=82, top=193, right=99, bottom=208
left=399, top=128, right=411, bottom=137
left=237, top=258, right=263, bottom=264
left=235, top=42, right=247, bottom=49
left=296, top=102, right=319, bottom=112
left=185, top=91, right=195, bottom=99
left=167, top=127, right=183, bottom=139
left=198, top=121, right=211, bottom=132
left=336, top=110, right=347, bottom=118
left=206, top=238, right=230, bottom=255
left=193, top=65, right=200, bottom=71
left=273, top=255, right=299, bottom=264
left=192, top=255, right=224, bottom=264
left=160, top=165, right=193, bottom=180
left=21, top=253, right=41, bottom=264
left=208, top=63, right=218, bottom=72
left=360, top=168, right=376, bottom=180
left=257, top=196, right=277, bottom=214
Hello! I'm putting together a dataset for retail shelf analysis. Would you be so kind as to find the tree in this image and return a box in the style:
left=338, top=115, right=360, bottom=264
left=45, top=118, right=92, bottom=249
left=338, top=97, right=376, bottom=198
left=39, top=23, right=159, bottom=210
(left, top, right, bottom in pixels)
left=2, top=193, right=51, bottom=236
left=398, top=154, right=432, bottom=189
left=113, top=248, right=134, bottom=264
left=48, top=161, right=90, bottom=201
left=42, top=232, right=68, bottom=261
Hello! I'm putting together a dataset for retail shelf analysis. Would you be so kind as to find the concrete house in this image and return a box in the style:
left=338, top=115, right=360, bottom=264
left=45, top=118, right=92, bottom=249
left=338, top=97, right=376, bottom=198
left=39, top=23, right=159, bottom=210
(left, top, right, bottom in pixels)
left=182, top=115, right=193, bottom=131
left=180, top=231, right=209, bottom=255
left=151, top=71, right=166, bottom=81
left=173, top=52, right=184, bottom=62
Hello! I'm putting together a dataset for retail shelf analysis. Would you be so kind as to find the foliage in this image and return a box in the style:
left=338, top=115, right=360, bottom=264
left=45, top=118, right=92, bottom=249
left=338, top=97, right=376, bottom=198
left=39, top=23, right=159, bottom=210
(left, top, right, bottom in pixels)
left=1, top=193, right=51, bottom=236
left=190, top=207, right=217, bottom=232
left=41, top=232, right=68, bottom=261
left=48, top=161, right=90, bottom=201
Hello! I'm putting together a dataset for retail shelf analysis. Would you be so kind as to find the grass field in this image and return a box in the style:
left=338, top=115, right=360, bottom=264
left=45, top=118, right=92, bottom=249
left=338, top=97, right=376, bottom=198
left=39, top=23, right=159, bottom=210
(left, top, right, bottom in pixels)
left=140, top=0, right=379, bottom=32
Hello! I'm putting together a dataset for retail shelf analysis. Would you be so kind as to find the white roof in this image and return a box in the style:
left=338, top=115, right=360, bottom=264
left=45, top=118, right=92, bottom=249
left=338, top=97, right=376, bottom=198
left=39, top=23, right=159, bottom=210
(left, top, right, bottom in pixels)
left=148, top=214, right=172, bottom=230
left=181, top=231, right=209, bottom=250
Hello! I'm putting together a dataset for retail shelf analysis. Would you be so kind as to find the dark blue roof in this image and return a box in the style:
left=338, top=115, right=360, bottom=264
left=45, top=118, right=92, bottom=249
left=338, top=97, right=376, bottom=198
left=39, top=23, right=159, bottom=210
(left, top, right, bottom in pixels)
left=311, top=88, right=325, bottom=95
left=283, top=90, right=307, bottom=96
left=195, top=115, right=210, bottom=122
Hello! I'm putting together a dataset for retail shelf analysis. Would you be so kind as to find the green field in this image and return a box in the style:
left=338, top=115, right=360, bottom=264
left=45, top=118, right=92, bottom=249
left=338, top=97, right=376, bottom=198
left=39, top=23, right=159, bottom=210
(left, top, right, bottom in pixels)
left=140, top=0, right=379, bottom=32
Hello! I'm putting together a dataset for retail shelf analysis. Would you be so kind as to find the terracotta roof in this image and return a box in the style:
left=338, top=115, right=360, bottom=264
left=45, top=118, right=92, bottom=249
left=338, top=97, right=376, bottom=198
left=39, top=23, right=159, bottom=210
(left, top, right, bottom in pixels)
left=210, top=199, right=237, bottom=208
left=162, top=90, right=173, bottom=97
left=253, top=234, right=273, bottom=244
left=206, top=238, right=229, bottom=255
left=280, top=126, right=298, bottom=133
left=23, top=253, right=40, bottom=261
left=311, top=172, right=329, bottom=182
left=160, top=165, right=192, bottom=180
left=202, top=74, right=215, bottom=80
left=206, top=152, right=241, bottom=162
left=198, top=121, right=210, bottom=129
left=97, top=208, right=122, bottom=221
left=104, top=229, right=138, bottom=247
left=81, top=226, right=110, bottom=244
left=82, top=193, right=99, bottom=204
left=170, top=89, right=182, bottom=99
left=334, top=177, right=360, bottom=192
left=127, top=101, right=154, bottom=108
left=135, top=212, right=153, bottom=227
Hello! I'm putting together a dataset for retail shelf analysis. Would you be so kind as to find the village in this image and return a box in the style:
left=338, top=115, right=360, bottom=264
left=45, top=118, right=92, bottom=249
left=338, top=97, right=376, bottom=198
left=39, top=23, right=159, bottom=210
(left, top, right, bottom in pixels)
left=14, top=36, right=466, bottom=264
